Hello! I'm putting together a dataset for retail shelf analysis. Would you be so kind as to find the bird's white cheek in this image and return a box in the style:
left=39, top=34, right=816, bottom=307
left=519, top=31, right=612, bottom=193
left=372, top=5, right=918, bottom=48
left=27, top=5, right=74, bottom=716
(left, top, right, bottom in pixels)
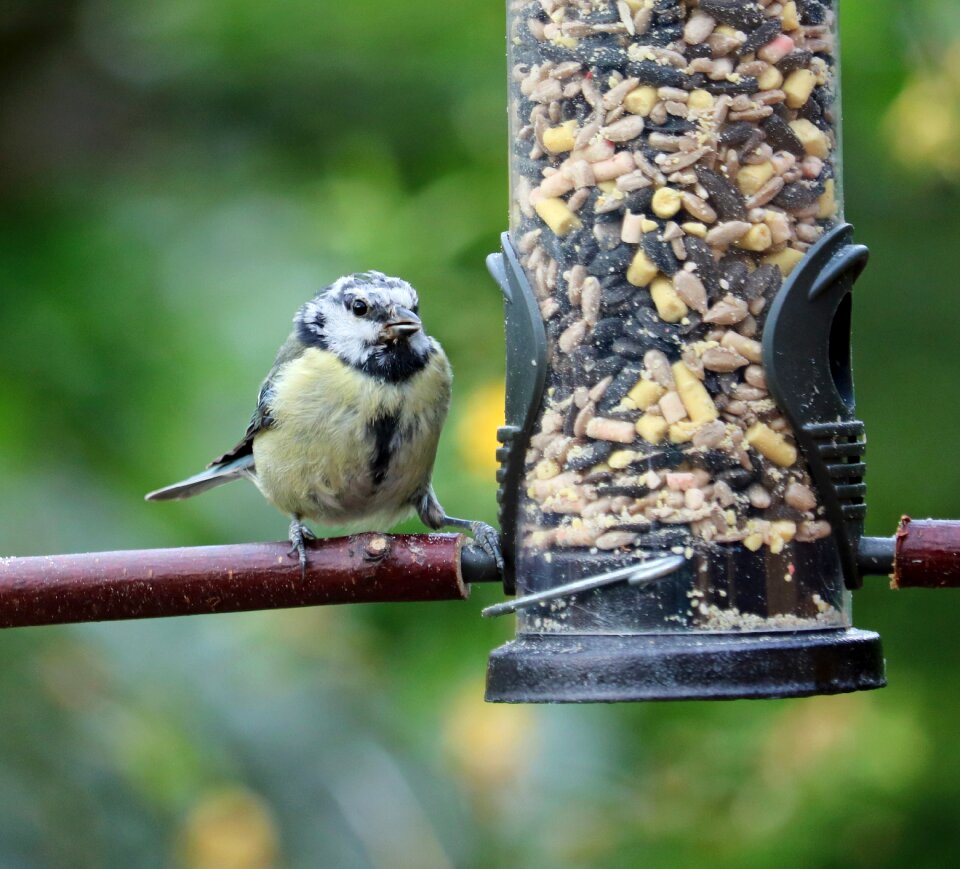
left=326, top=318, right=378, bottom=366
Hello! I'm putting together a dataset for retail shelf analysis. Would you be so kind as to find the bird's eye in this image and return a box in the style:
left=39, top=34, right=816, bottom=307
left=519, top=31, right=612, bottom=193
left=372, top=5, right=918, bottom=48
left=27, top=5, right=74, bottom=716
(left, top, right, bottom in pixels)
left=351, top=299, right=369, bottom=317
left=412, top=303, right=420, bottom=314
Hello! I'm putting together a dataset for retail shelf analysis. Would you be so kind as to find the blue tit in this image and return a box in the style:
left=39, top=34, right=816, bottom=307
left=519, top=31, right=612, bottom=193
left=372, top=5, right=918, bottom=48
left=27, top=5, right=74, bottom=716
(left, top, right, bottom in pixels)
left=146, top=271, right=502, bottom=574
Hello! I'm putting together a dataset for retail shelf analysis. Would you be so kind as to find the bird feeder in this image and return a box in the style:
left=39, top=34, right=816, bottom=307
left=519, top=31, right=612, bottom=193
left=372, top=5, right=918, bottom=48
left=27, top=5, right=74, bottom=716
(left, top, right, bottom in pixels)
left=482, top=0, right=940, bottom=702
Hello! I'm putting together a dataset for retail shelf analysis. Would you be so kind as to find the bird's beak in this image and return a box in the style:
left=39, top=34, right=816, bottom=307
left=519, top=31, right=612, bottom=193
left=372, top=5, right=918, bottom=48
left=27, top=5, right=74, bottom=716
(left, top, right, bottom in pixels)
left=381, top=307, right=422, bottom=341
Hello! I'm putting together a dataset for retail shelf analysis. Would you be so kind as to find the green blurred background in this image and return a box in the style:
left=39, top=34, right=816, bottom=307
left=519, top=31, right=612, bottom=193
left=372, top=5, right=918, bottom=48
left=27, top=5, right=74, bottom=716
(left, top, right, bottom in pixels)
left=1, top=0, right=959, bottom=866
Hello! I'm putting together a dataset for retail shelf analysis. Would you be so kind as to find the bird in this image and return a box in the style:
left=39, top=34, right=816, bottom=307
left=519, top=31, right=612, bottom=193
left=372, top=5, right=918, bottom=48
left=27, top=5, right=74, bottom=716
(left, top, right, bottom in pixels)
left=146, top=270, right=503, bottom=575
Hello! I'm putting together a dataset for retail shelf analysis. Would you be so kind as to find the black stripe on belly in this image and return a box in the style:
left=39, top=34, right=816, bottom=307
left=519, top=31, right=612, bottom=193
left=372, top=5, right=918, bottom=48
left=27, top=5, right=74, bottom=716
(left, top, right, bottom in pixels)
left=369, top=413, right=399, bottom=487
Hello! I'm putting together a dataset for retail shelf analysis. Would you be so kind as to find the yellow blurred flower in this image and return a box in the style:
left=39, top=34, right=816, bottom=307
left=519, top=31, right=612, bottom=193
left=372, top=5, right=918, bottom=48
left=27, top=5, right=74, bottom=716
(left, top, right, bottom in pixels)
left=758, top=693, right=866, bottom=783
left=456, top=381, right=505, bottom=478
left=178, top=787, right=279, bottom=869
left=885, top=41, right=960, bottom=177
left=441, top=676, right=537, bottom=805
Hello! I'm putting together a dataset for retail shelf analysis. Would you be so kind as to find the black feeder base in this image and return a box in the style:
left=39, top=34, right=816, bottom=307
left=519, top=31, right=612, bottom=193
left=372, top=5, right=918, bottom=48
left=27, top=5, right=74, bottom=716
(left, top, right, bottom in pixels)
left=485, top=629, right=886, bottom=703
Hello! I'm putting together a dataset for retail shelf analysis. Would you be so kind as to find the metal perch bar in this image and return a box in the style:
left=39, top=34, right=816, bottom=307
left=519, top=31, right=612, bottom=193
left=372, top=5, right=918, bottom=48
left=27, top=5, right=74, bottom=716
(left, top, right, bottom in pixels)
left=0, top=533, right=499, bottom=629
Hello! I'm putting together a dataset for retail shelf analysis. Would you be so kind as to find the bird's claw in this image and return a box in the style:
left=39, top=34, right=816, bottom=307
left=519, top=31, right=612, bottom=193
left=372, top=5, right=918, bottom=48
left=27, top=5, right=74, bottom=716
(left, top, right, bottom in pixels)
left=287, top=519, right=313, bottom=578
left=469, top=521, right=505, bottom=575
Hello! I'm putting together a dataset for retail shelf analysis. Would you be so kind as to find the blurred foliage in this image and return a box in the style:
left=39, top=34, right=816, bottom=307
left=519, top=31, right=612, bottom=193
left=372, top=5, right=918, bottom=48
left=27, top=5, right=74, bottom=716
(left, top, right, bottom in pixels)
left=1, top=0, right=960, bottom=866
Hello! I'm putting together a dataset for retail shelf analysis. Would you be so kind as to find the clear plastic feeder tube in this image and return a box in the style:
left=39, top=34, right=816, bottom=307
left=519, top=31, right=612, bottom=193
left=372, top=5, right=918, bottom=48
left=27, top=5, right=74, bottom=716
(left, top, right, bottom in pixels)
left=506, top=0, right=848, bottom=633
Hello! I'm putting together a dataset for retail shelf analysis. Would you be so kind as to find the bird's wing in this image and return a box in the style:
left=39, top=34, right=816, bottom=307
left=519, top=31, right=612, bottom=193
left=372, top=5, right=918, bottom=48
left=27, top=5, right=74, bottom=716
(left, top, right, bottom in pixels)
left=206, top=334, right=305, bottom=468
left=205, top=380, right=274, bottom=467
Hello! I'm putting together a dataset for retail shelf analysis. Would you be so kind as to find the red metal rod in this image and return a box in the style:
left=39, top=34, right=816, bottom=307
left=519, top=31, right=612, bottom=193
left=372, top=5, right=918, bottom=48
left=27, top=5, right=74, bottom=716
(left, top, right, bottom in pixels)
left=893, top=517, right=960, bottom=589
left=0, top=533, right=470, bottom=628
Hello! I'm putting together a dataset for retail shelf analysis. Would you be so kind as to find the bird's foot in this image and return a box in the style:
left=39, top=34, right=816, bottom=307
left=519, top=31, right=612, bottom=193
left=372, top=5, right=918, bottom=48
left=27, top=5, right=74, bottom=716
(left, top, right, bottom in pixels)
left=287, top=518, right=314, bottom=577
left=469, top=521, right=505, bottom=575
left=442, top=515, right=504, bottom=575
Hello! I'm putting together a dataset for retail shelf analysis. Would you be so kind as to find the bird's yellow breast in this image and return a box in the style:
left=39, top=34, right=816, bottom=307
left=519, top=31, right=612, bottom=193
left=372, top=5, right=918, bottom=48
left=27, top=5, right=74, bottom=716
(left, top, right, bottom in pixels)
left=251, top=347, right=452, bottom=526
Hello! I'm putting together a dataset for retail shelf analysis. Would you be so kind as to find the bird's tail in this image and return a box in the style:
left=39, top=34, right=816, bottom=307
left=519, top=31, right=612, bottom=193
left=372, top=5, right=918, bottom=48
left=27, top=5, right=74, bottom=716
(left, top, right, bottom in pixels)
left=145, top=454, right=255, bottom=502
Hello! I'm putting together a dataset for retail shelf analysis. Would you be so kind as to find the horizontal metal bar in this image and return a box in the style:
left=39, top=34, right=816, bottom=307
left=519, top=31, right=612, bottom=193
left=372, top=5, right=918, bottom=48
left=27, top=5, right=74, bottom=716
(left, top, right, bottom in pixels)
left=857, top=536, right=895, bottom=577
left=481, top=555, right=685, bottom=618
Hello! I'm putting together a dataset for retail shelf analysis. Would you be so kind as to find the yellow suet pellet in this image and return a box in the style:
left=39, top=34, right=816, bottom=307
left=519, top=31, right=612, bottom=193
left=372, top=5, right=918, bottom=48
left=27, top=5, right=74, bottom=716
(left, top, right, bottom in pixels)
left=789, top=118, right=830, bottom=158
left=535, top=197, right=583, bottom=236
left=543, top=120, right=578, bottom=154
left=668, top=420, right=701, bottom=444
left=687, top=89, right=714, bottom=111
left=636, top=414, right=669, bottom=444
left=535, top=459, right=561, bottom=480
left=818, top=178, right=837, bottom=219
left=681, top=221, right=708, bottom=238
left=771, top=520, right=797, bottom=543
left=627, top=378, right=666, bottom=410
left=782, top=1, right=800, bottom=30
left=736, top=223, right=773, bottom=252
left=763, top=247, right=805, bottom=276
left=757, top=66, right=784, bottom=91
left=745, top=422, right=797, bottom=467
left=671, top=361, right=719, bottom=424
left=812, top=58, right=829, bottom=86
left=650, top=276, right=689, bottom=323
left=784, top=69, right=817, bottom=108
left=627, top=249, right=659, bottom=287
left=624, top=85, right=659, bottom=116
left=641, top=218, right=659, bottom=233
left=764, top=211, right=792, bottom=245
left=651, top=186, right=683, bottom=219
left=608, top=449, right=639, bottom=470
left=737, top=161, right=775, bottom=196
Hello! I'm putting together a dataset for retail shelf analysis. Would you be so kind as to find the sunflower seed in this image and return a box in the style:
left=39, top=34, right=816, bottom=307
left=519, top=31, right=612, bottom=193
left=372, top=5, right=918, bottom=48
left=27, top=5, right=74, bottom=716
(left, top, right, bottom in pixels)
left=696, top=167, right=748, bottom=221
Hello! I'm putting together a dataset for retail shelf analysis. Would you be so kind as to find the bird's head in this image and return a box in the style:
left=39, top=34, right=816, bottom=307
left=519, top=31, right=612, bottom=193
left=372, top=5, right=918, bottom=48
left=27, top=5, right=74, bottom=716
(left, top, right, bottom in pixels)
left=294, top=271, right=436, bottom=381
